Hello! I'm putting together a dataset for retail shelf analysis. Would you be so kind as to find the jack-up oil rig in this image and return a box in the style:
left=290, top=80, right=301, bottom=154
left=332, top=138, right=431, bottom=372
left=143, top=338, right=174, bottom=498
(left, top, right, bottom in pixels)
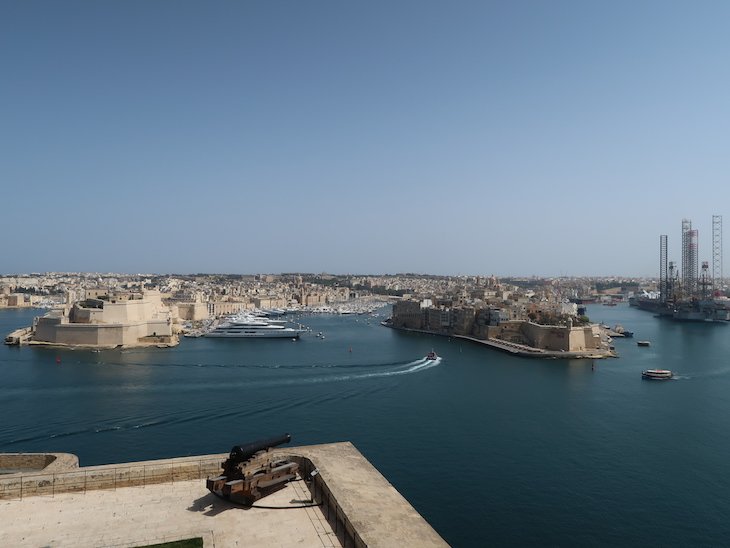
left=632, top=215, right=730, bottom=321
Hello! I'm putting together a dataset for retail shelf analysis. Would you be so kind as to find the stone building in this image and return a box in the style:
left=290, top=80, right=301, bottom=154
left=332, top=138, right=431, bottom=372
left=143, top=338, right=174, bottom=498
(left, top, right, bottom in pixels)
left=176, top=302, right=210, bottom=321
left=391, top=300, right=424, bottom=329
left=7, top=294, right=30, bottom=307
left=208, top=301, right=252, bottom=316
left=32, top=290, right=175, bottom=348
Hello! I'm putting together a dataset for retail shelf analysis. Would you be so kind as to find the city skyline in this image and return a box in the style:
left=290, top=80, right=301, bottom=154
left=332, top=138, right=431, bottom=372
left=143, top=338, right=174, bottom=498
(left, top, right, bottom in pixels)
left=3, top=2, right=730, bottom=276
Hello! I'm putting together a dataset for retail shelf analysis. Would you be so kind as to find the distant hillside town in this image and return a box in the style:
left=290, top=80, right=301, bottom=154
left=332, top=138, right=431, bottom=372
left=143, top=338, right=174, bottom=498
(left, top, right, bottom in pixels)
left=1, top=272, right=666, bottom=353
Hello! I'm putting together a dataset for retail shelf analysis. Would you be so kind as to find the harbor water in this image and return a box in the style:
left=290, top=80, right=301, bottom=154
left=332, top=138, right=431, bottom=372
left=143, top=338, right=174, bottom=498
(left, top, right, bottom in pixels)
left=2, top=304, right=730, bottom=546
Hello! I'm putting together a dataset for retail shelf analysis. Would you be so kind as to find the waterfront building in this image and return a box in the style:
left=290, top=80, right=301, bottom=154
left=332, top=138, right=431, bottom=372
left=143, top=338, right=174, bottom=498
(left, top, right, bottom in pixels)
left=253, top=296, right=287, bottom=309
left=175, top=302, right=210, bottom=321
left=6, top=294, right=31, bottom=307
left=207, top=300, right=252, bottom=317
left=392, top=300, right=425, bottom=329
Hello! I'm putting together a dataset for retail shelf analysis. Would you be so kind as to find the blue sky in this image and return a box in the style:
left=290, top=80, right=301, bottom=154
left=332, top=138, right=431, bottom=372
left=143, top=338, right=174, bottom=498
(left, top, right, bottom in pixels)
left=2, top=1, right=729, bottom=276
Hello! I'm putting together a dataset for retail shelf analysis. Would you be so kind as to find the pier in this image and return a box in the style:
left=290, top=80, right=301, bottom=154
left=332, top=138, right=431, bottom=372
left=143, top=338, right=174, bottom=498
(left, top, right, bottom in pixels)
left=3, top=326, right=32, bottom=346
left=454, top=334, right=615, bottom=359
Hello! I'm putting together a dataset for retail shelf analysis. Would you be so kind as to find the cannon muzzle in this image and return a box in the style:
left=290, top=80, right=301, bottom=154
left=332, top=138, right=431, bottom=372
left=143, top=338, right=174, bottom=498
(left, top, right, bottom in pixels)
left=229, top=433, right=292, bottom=463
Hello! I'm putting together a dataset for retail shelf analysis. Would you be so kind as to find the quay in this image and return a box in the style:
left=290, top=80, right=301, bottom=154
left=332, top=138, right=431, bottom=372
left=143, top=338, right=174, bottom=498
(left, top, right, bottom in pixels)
left=454, top=334, right=615, bottom=359
left=0, top=443, right=446, bottom=548
left=4, top=326, right=32, bottom=345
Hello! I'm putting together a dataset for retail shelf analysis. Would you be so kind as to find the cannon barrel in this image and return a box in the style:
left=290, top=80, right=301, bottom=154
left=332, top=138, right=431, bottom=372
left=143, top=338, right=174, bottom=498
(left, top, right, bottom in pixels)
left=229, top=433, right=292, bottom=463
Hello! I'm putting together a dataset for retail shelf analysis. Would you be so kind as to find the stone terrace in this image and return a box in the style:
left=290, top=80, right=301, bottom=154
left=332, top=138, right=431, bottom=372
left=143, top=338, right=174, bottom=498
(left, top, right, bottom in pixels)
left=0, top=442, right=447, bottom=547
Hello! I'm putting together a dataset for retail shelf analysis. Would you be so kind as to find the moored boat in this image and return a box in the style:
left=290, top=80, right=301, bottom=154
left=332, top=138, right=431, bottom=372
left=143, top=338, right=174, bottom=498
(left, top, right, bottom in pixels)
left=642, top=369, right=673, bottom=380
left=205, top=314, right=304, bottom=338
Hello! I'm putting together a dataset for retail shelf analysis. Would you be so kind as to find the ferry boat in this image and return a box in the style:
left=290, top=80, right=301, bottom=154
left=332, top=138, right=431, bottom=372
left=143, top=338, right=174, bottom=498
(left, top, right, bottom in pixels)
left=642, top=369, right=673, bottom=380
left=426, top=350, right=438, bottom=360
left=206, top=314, right=304, bottom=338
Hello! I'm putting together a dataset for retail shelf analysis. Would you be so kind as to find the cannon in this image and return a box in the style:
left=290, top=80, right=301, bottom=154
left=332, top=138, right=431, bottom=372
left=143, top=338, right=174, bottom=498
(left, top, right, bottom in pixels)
left=206, top=433, right=299, bottom=504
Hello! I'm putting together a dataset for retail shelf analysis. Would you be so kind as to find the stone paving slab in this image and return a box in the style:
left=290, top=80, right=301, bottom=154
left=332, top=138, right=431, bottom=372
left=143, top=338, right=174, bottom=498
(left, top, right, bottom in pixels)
left=0, top=476, right=338, bottom=548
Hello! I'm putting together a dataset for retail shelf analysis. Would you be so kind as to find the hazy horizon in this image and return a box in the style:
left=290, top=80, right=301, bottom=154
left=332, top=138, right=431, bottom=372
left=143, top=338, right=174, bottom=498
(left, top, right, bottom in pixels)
left=3, top=1, right=728, bottom=276
left=0, top=269, right=662, bottom=280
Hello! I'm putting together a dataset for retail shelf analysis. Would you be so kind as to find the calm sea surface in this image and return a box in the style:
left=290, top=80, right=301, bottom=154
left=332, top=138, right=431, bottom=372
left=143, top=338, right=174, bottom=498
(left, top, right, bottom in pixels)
left=2, top=304, right=730, bottom=546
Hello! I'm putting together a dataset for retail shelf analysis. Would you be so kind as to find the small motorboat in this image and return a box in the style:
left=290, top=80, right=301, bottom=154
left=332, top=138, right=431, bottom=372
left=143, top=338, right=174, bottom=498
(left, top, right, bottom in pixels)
left=637, top=340, right=651, bottom=347
left=426, top=350, right=438, bottom=360
left=642, top=369, right=673, bottom=380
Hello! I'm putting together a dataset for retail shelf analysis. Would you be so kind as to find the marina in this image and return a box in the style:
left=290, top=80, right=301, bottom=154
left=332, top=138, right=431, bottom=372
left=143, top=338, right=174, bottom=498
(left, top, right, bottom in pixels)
left=3, top=303, right=730, bottom=546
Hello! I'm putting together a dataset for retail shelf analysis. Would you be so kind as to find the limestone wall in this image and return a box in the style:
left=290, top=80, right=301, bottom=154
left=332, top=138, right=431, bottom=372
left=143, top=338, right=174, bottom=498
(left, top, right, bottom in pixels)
left=521, top=322, right=569, bottom=351
left=33, top=321, right=171, bottom=347
left=32, top=294, right=173, bottom=347
left=520, top=322, right=602, bottom=352
left=488, top=321, right=524, bottom=343
left=570, top=325, right=601, bottom=350
left=34, top=315, right=63, bottom=342
left=176, top=303, right=209, bottom=321
left=7, top=294, right=29, bottom=307
left=72, top=307, right=104, bottom=324
left=0, top=453, right=78, bottom=474
left=209, top=301, right=252, bottom=316
left=392, top=300, right=424, bottom=329
left=0, top=455, right=223, bottom=500
left=104, top=300, right=152, bottom=323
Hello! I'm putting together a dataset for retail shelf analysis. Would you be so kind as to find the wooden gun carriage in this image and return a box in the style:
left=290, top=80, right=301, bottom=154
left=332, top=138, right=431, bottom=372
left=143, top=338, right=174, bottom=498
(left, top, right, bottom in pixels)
left=206, top=433, right=299, bottom=504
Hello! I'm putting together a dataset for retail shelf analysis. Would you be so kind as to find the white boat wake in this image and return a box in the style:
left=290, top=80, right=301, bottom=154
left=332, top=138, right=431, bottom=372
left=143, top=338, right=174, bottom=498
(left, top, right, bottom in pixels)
left=300, top=356, right=443, bottom=384
left=2, top=356, right=445, bottom=444
left=0, top=357, right=444, bottom=400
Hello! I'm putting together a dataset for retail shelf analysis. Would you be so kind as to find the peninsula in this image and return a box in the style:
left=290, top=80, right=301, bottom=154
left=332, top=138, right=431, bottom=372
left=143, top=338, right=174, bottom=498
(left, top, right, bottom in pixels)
left=386, top=299, right=614, bottom=359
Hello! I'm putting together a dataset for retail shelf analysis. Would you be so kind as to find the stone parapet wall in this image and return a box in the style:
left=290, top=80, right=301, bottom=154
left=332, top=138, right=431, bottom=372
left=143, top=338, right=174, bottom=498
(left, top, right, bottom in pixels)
left=0, top=454, right=224, bottom=500
left=0, top=452, right=78, bottom=473
left=290, top=442, right=447, bottom=547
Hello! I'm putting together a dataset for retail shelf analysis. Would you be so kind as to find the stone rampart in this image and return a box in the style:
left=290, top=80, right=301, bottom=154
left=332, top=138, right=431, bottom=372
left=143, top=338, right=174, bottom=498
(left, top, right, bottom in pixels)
left=0, top=454, right=223, bottom=500
left=0, top=443, right=447, bottom=547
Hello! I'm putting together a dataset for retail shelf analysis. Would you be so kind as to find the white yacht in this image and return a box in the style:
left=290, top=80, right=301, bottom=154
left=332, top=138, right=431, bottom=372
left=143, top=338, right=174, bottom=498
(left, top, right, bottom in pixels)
left=260, top=308, right=286, bottom=317
left=205, top=314, right=304, bottom=338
